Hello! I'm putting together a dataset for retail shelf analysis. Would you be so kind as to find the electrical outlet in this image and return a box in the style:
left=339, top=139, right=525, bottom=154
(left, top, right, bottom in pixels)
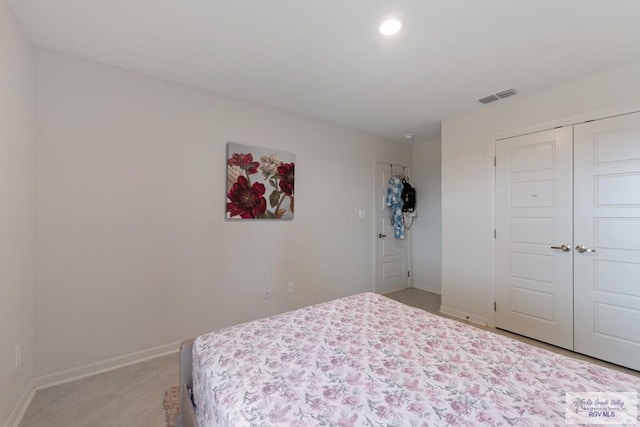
left=288, top=282, right=295, bottom=293
left=263, top=287, right=271, bottom=299
left=15, top=344, right=21, bottom=369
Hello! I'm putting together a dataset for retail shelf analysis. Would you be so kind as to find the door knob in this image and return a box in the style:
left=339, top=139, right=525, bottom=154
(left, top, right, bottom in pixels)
left=575, top=245, right=596, bottom=253
left=378, top=233, right=387, bottom=238
left=550, top=244, right=571, bottom=252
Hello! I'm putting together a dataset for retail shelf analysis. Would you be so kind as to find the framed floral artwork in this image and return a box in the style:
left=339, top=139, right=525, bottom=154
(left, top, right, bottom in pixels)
left=226, top=142, right=295, bottom=220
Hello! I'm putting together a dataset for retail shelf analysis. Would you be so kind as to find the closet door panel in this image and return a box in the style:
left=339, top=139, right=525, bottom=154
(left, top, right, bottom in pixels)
left=495, top=127, right=574, bottom=349
left=574, top=112, right=640, bottom=371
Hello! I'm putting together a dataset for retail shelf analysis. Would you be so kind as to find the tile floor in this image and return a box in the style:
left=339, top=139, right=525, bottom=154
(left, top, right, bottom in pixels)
left=19, top=288, right=638, bottom=426
left=19, top=352, right=178, bottom=427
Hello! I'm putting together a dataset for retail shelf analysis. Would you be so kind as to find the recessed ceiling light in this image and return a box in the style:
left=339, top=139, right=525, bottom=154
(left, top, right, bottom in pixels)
left=379, top=18, right=402, bottom=36
left=404, top=133, right=414, bottom=141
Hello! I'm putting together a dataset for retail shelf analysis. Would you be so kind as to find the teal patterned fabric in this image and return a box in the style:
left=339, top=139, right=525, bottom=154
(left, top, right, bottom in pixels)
left=385, top=176, right=405, bottom=239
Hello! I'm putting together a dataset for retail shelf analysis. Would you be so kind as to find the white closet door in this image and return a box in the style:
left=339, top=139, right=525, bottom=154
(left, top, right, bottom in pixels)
left=574, top=112, right=640, bottom=370
left=495, top=127, right=574, bottom=349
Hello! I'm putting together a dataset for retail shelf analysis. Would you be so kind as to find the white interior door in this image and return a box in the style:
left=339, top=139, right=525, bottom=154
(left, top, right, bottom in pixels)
left=375, top=162, right=408, bottom=294
left=495, top=127, right=574, bottom=349
left=574, top=112, right=640, bottom=370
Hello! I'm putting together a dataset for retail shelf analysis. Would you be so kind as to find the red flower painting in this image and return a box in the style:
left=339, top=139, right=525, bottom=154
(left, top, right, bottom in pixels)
left=278, top=163, right=294, bottom=196
left=226, top=176, right=267, bottom=218
left=226, top=143, right=295, bottom=219
left=227, top=153, right=260, bottom=175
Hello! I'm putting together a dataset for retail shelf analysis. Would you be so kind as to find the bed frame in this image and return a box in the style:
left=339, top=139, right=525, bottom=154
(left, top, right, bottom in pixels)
left=176, top=339, right=198, bottom=427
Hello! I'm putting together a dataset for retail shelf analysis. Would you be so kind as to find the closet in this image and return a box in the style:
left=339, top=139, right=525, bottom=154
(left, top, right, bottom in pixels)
left=495, top=111, right=640, bottom=371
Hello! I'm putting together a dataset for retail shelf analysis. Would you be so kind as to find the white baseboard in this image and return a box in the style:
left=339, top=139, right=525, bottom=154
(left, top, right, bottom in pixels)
left=32, top=341, right=181, bottom=391
left=411, top=282, right=441, bottom=295
left=4, top=379, right=36, bottom=427
left=439, top=305, right=487, bottom=327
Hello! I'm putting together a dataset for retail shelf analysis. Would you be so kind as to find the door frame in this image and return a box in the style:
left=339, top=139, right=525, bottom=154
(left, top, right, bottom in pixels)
left=373, top=157, right=412, bottom=294
left=488, top=102, right=640, bottom=328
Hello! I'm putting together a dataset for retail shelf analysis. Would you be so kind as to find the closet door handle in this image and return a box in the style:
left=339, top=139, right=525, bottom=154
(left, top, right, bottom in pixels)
left=575, top=245, right=596, bottom=253
left=550, top=244, right=571, bottom=252
left=378, top=233, right=387, bottom=238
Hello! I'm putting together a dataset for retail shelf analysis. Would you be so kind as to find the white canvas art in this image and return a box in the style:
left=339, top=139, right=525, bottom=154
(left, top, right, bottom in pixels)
left=226, top=143, right=295, bottom=220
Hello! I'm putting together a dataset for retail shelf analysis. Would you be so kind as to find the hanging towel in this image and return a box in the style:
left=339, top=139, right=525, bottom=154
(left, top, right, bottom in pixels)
left=385, top=176, right=405, bottom=239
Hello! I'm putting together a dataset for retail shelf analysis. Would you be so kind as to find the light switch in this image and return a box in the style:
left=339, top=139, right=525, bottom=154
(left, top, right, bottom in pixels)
left=358, top=209, right=367, bottom=219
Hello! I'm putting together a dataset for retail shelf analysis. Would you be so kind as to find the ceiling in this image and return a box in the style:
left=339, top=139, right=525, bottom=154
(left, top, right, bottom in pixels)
left=10, top=0, right=640, bottom=142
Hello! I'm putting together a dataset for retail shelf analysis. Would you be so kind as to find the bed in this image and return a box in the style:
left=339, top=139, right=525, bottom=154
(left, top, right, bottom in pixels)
left=177, top=292, right=640, bottom=426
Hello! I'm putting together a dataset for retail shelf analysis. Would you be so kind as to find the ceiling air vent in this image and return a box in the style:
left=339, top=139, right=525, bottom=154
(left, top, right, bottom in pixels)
left=496, top=88, right=517, bottom=99
left=478, top=88, right=517, bottom=104
left=478, top=94, right=499, bottom=104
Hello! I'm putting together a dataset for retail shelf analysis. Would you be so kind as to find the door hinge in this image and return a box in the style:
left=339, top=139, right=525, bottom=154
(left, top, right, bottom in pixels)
left=407, top=271, right=410, bottom=278
left=493, top=156, right=496, bottom=166
left=494, top=229, right=496, bottom=239
left=494, top=301, right=497, bottom=312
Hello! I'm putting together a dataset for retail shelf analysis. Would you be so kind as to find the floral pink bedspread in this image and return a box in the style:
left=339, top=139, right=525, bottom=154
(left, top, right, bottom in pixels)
left=192, top=292, right=640, bottom=426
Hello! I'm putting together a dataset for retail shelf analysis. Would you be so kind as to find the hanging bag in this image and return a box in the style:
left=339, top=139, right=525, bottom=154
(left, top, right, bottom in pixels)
left=401, top=181, right=416, bottom=212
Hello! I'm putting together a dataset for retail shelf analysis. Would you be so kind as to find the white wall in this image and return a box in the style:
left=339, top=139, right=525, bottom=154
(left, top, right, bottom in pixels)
left=0, top=3, right=35, bottom=426
left=441, top=61, right=640, bottom=324
left=34, top=49, right=411, bottom=378
left=410, top=138, right=441, bottom=294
